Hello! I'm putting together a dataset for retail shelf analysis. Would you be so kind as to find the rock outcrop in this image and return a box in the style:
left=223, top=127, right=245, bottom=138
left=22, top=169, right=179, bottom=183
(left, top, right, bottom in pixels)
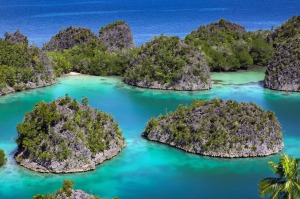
left=264, top=36, right=300, bottom=91
left=99, top=20, right=134, bottom=52
left=204, top=18, right=246, bottom=35
left=43, top=27, right=97, bottom=51
left=124, top=35, right=211, bottom=91
left=4, top=30, right=28, bottom=44
left=143, top=98, right=283, bottom=158
left=64, top=190, right=96, bottom=199
left=15, top=95, right=125, bottom=173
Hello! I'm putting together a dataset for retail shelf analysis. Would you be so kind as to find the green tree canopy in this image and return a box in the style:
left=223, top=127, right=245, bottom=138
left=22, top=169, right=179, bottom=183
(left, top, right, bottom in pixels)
left=259, top=154, right=300, bottom=199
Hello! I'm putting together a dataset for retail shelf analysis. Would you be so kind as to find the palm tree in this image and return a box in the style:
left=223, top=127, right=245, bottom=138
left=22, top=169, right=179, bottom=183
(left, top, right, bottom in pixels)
left=259, top=154, right=300, bottom=199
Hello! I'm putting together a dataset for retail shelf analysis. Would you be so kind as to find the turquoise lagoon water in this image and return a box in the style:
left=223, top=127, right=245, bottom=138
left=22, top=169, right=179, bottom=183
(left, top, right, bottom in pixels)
left=0, top=68, right=300, bottom=198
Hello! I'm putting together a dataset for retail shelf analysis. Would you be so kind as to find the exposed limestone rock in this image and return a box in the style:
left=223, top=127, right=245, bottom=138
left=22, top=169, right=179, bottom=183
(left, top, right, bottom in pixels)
left=4, top=30, right=28, bottom=44
left=264, top=36, right=300, bottom=91
left=43, top=27, right=97, bottom=51
left=99, top=21, right=134, bottom=52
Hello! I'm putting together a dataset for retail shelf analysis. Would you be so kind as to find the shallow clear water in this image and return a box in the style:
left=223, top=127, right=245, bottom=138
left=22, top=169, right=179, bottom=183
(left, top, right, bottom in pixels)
left=0, top=68, right=300, bottom=198
left=0, top=0, right=299, bottom=46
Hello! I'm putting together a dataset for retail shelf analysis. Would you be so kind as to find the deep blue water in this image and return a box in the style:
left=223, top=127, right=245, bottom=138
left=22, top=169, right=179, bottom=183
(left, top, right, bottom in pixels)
left=0, top=0, right=299, bottom=46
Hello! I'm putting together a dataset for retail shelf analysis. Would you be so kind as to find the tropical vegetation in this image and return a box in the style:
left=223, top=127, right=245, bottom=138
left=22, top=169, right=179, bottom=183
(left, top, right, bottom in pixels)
left=259, top=154, right=300, bottom=199
left=264, top=35, right=300, bottom=92
left=124, top=35, right=211, bottom=90
left=264, top=16, right=300, bottom=92
left=143, top=98, right=283, bottom=157
left=33, top=180, right=118, bottom=199
left=48, top=39, right=139, bottom=76
left=99, top=20, right=126, bottom=34
left=15, top=95, right=125, bottom=173
left=0, top=149, right=6, bottom=166
left=43, top=26, right=97, bottom=52
left=268, top=16, right=300, bottom=46
left=185, top=19, right=274, bottom=71
left=0, top=31, right=54, bottom=94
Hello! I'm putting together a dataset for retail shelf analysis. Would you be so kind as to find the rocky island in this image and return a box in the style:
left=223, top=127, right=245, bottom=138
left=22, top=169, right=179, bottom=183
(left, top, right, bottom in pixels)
left=33, top=180, right=117, bottom=199
left=124, top=35, right=212, bottom=91
left=0, top=31, right=55, bottom=96
left=143, top=98, right=283, bottom=158
left=264, top=16, right=300, bottom=92
left=15, top=95, right=125, bottom=173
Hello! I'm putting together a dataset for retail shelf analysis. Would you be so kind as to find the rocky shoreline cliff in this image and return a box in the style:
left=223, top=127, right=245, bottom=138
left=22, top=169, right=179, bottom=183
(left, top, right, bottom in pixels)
left=264, top=36, right=300, bottom=92
left=264, top=16, right=300, bottom=92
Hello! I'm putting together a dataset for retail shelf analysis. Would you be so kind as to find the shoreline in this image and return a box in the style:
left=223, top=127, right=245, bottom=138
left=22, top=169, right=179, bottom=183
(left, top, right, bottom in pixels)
left=0, top=81, right=56, bottom=97
left=143, top=135, right=284, bottom=159
left=61, top=72, right=82, bottom=77
left=15, top=143, right=126, bottom=174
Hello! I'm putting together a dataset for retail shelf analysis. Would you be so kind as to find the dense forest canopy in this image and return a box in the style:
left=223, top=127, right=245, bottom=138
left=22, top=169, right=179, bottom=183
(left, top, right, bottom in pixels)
left=185, top=19, right=274, bottom=71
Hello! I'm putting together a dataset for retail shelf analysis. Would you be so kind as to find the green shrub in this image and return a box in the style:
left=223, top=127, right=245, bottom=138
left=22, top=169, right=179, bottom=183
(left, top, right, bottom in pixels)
left=33, top=180, right=107, bottom=199
left=0, top=149, right=7, bottom=166
left=99, top=20, right=126, bottom=34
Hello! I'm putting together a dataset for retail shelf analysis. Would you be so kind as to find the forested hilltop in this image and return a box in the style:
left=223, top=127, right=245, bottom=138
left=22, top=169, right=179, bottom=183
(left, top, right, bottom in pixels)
left=15, top=95, right=125, bottom=173
left=143, top=98, right=283, bottom=158
left=124, top=36, right=212, bottom=90
left=0, top=17, right=299, bottom=94
left=185, top=19, right=274, bottom=71
left=265, top=16, right=300, bottom=91
left=0, top=31, right=55, bottom=96
left=43, top=20, right=133, bottom=52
